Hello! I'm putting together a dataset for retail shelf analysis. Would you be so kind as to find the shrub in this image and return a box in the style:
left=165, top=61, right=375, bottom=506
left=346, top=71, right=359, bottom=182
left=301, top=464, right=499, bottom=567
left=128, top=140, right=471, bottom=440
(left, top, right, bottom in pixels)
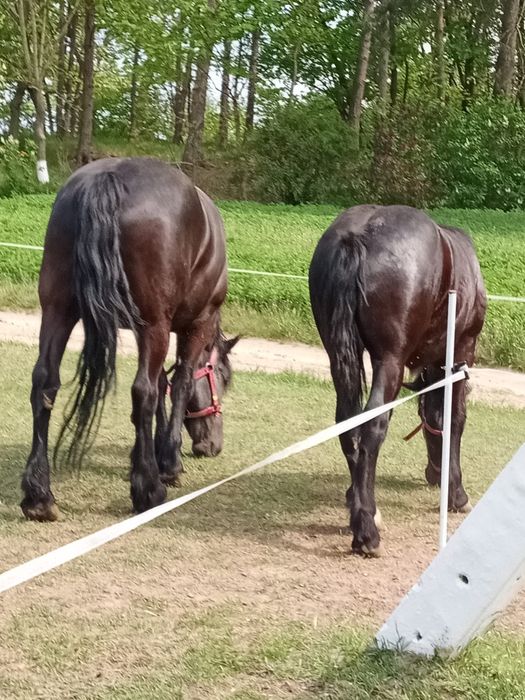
left=0, top=137, right=38, bottom=197
left=250, top=96, right=358, bottom=205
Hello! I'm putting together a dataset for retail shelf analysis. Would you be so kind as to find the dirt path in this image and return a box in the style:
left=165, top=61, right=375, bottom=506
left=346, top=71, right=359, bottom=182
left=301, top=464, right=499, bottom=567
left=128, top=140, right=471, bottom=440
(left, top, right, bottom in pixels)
left=1, top=309, right=524, bottom=408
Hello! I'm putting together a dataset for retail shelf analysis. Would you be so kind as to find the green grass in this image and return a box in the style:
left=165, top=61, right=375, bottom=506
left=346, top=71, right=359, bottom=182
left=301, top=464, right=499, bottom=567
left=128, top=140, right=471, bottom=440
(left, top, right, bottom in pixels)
left=0, top=342, right=524, bottom=698
left=0, top=196, right=524, bottom=367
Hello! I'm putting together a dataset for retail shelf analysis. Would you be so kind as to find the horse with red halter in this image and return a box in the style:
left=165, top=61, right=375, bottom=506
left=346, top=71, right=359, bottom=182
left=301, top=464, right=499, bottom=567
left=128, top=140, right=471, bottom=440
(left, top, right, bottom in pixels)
left=309, top=204, right=486, bottom=556
left=22, top=157, right=238, bottom=521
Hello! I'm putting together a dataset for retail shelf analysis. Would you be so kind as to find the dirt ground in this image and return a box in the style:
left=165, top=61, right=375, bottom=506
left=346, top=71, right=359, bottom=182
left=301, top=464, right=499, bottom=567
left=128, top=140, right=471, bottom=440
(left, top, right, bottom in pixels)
left=1, top=309, right=524, bottom=408
left=0, top=311, right=524, bottom=698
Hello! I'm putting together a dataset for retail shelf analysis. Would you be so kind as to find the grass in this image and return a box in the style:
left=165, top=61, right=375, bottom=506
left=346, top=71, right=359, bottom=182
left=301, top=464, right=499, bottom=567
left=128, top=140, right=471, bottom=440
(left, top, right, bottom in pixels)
left=0, top=341, right=524, bottom=698
left=0, top=196, right=524, bottom=368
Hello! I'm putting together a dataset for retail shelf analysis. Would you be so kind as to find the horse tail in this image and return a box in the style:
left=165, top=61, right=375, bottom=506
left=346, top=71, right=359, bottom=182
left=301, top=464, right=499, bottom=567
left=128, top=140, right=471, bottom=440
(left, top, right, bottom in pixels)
left=309, top=232, right=367, bottom=414
left=55, top=171, right=142, bottom=469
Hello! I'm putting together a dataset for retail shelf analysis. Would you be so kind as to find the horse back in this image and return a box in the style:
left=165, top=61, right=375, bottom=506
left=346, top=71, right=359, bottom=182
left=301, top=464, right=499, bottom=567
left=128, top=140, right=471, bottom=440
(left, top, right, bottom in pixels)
left=310, top=204, right=486, bottom=369
left=44, top=158, right=227, bottom=329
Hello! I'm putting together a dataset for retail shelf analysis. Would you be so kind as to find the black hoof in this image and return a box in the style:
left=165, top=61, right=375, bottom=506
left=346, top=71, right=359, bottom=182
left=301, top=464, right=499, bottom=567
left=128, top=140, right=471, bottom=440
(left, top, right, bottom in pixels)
left=159, top=471, right=182, bottom=487
left=131, top=480, right=167, bottom=513
left=21, top=498, right=60, bottom=522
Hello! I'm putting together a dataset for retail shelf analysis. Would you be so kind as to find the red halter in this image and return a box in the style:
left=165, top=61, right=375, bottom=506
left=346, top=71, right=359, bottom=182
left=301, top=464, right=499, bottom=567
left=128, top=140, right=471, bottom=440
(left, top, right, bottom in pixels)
left=165, top=349, right=222, bottom=418
left=177, top=347, right=221, bottom=420
left=403, top=394, right=443, bottom=442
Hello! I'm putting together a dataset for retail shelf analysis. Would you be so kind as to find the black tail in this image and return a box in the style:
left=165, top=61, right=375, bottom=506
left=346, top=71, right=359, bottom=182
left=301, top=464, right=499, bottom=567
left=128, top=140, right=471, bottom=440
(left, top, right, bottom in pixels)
left=55, top=171, right=142, bottom=469
left=309, top=232, right=367, bottom=414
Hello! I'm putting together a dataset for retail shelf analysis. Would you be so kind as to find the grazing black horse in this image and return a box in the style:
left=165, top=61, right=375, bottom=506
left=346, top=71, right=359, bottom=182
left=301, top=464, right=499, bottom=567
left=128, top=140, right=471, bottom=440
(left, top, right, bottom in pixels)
left=309, top=205, right=486, bottom=556
left=22, top=157, right=238, bottom=521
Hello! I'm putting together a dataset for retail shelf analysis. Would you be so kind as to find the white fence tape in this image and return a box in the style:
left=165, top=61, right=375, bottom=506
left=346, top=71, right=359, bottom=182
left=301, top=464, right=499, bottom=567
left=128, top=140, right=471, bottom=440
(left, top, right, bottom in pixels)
left=0, top=241, right=524, bottom=303
left=0, top=369, right=467, bottom=595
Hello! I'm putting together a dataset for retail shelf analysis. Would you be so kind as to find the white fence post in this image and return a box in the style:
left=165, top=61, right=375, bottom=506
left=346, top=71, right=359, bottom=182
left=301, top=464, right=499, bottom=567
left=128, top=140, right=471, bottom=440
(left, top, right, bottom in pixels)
left=439, top=290, right=457, bottom=550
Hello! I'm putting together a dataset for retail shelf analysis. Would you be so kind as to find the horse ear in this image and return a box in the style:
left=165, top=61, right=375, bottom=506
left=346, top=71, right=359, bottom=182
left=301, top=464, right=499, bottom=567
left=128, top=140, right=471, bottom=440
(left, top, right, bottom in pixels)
left=224, top=335, right=241, bottom=354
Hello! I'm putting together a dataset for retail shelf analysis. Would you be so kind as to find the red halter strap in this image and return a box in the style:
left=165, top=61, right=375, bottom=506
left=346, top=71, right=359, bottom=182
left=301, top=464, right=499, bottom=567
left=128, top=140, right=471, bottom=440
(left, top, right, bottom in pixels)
left=185, top=347, right=222, bottom=419
left=403, top=393, right=443, bottom=442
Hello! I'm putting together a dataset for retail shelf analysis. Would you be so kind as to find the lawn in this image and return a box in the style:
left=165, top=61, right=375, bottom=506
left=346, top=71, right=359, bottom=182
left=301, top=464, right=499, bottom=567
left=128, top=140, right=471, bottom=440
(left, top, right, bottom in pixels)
left=0, top=196, right=524, bottom=370
left=0, top=342, right=524, bottom=699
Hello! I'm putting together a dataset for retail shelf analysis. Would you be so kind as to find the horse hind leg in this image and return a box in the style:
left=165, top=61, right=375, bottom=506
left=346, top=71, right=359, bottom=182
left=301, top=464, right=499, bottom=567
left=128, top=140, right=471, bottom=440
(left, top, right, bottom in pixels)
left=130, top=322, right=170, bottom=512
left=348, top=355, right=404, bottom=556
left=21, top=305, right=77, bottom=521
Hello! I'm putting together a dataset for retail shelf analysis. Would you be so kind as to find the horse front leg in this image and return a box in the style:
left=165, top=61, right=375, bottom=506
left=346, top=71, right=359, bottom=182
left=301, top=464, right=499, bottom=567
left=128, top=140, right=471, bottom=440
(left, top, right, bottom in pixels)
left=21, top=305, right=77, bottom=521
left=157, top=319, right=217, bottom=486
left=156, top=358, right=193, bottom=486
left=130, top=323, right=169, bottom=513
left=421, top=362, right=470, bottom=512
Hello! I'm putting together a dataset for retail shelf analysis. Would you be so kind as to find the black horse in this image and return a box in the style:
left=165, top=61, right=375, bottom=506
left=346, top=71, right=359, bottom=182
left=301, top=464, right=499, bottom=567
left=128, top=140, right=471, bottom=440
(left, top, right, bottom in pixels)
left=22, top=157, right=238, bottom=521
left=309, top=205, right=486, bottom=556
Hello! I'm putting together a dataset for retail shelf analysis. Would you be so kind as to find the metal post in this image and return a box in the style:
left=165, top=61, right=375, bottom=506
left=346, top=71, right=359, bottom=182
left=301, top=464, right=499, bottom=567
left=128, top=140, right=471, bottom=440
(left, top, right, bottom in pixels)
left=439, top=290, right=457, bottom=550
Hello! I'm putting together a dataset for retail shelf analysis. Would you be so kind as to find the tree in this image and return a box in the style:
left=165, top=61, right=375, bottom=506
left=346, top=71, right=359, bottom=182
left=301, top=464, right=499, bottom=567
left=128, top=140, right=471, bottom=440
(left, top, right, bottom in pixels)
left=245, top=27, right=260, bottom=132
left=218, top=40, right=231, bottom=147
left=494, top=0, right=520, bottom=97
left=181, top=0, right=218, bottom=176
left=434, top=0, right=446, bottom=101
left=350, top=0, right=376, bottom=133
left=77, top=0, right=95, bottom=165
left=3, top=0, right=78, bottom=181
left=377, top=0, right=391, bottom=107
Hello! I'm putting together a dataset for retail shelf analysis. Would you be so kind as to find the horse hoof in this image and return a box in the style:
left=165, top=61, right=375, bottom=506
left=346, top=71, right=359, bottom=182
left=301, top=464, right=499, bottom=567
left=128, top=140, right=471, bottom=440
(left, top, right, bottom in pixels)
left=425, top=464, right=440, bottom=487
left=357, top=542, right=385, bottom=558
left=131, top=482, right=167, bottom=513
left=374, top=508, right=383, bottom=531
left=160, top=472, right=182, bottom=487
left=451, top=499, right=472, bottom=514
left=22, top=501, right=60, bottom=522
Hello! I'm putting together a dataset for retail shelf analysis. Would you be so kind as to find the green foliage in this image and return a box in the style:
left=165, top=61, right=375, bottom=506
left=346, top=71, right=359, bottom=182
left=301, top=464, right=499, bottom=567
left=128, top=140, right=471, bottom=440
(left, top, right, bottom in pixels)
left=432, top=100, right=525, bottom=210
left=250, top=97, right=358, bottom=205
left=0, top=137, right=38, bottom=197
left=0, top=195, right=523, bottom=369
left=364, top=99, right=525, bottom=210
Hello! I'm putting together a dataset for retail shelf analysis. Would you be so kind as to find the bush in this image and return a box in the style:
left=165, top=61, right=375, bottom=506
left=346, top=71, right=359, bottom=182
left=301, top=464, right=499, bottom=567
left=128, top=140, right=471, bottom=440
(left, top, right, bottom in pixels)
left=0, top=137, right=39, bottom=197
left=250, top=97, right=358, bottom=205
left=432, top=100, right=525, bottom=210
left=367, top=103, right=440, bottom=207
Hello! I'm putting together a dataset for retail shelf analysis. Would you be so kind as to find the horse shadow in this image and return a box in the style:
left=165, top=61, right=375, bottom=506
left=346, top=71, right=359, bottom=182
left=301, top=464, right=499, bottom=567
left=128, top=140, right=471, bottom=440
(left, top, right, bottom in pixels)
left=0, top=438, right=432, bottom=559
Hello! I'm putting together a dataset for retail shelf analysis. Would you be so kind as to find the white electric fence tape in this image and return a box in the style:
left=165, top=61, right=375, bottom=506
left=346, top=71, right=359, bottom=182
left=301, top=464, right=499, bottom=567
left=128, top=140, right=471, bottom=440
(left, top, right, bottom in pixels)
left=0, top=242, right=523, bottom=302
left=0, top=370, right=466, bottom=595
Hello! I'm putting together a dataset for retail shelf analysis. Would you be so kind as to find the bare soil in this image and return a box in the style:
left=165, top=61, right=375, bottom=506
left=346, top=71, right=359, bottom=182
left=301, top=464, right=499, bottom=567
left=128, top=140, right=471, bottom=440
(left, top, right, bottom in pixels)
left=1, top=309, right=524, bottom=408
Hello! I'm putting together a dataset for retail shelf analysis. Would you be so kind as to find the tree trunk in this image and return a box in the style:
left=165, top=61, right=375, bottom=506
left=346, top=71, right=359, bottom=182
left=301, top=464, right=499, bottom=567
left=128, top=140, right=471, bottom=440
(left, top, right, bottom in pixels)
left=402, top=58, right=410, bottom=102
left=181, top=49, right=212, bottom=176
left=245, top=28, right=261, bottom=132
left=377, top=0, right=390, bottom=107
left=172, top=50, right=188, bottom=144
left=389, top=9, right=398, bottom=105
left=462, top=56, right=475, bottom=111
left=77, top=0, right=96, bottom=165
left=29, top=87, right=49, bottom=183
left=232, top=37, right=244, bottom=141
left=435, top=0, right=446, bottom=101
left=518, top=1, right=525, bottom=106
left=56, top=0, right=67, bottom=134
left=45, top=91, right=55, bottom=133
left=128, top=43, right=140, bottom=141
left=8, top=82, right=26, bottom=139
left=494, top=0, right=520, bottom=97
left=63, top=9, right=79, bottom=134
left=218, top=39, right=231, bottom=148
left=289, top=43, right=300, bottom=102
left=350, top=0, right=375, bottom=132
